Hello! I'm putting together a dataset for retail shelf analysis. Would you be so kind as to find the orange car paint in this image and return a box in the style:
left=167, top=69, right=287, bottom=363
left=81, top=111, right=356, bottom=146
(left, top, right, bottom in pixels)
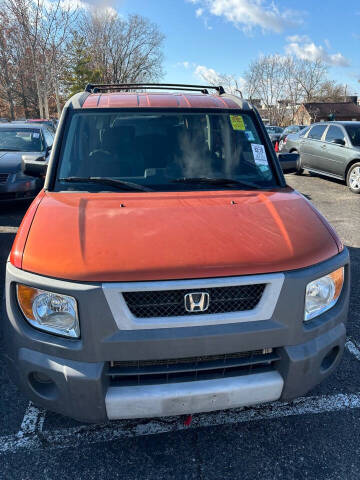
left=9, top=190, right=45, bottom=269
left=16, top=188, right=339, bottom=282
left=81, top=92, right=240, bottom=110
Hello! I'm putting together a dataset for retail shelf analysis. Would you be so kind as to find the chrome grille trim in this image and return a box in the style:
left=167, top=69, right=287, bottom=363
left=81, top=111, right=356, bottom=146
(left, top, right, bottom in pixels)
left=123, top=284, right=266, bottom=318
left=102, top=273, right=284, bottom=330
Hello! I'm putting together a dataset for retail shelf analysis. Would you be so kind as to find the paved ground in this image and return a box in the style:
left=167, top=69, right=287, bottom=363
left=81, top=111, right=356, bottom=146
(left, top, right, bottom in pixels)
left=0, top=172, right=359, bottom=480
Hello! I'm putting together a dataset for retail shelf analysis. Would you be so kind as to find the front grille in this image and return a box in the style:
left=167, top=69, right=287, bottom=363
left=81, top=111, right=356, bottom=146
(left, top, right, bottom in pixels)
left=107, top=349, right=279, bottom=386
left=0, top=173, right=9, bottom=183
left=123, top=284, right=266, bottom=318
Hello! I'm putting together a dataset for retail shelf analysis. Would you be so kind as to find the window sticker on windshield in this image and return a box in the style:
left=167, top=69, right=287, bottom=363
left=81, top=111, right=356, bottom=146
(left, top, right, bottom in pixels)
left=32, top=133, right=40, bottom=138
left=251, top=143, right=268, bottom=165
left=230, top=115, right=245, bottom=131
left=245, top=130, right=255, bottom=141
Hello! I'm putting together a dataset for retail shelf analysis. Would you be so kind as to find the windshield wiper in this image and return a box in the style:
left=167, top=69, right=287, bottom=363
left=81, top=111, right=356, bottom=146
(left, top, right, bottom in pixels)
left=59, top=176, right=153, bottom=192
left=0, top=148, right=22, bottom=151
left=172, top=177, right=261, bottom=189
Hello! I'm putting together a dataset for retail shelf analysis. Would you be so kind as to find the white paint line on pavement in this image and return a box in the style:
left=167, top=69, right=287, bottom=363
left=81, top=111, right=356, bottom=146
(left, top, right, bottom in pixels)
left=18, top=403, right=46, bottom=436
left=345, top=339, right=360, bottom=362
left=2, top=391, right=360, bottom=454
left=0, top=226, right=18, bottom=233
left=19, top=403, right=41, bottom=435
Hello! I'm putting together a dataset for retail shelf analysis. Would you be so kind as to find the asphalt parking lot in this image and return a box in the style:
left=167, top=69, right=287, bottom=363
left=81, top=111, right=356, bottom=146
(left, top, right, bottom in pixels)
left=0, top=172, right=359, bottom=480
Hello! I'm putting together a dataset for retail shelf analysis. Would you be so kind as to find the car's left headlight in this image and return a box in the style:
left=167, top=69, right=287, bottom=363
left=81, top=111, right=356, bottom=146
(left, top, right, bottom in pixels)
left=304, top=267, right=344, bottom=322
left=16, top=284, right=80, bottom=338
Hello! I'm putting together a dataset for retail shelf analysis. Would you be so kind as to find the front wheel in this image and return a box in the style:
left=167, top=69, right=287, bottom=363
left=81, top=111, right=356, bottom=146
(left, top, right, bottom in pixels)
left=346, top=162, right=360, bottom=194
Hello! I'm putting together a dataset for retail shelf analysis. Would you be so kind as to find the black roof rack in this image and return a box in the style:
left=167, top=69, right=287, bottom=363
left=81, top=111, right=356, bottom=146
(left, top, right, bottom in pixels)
left=85, top=83, right=226, bottom=95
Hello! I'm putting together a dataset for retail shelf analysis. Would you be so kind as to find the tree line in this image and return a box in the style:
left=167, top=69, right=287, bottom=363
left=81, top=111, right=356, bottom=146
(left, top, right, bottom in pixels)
left=0, top=0, right=352, bottom=124
left=199, top=55, right=351, bottom=125
left=0, top=0, right=164, bottom=119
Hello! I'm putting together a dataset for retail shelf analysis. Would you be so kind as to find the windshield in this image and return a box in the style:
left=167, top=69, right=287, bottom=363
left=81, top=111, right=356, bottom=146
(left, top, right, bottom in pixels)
left=0, top=128, right=44, bottom=152
left=266, top=126, right=283, bottom=134
left=345, top=125, right=360, bottom=146
left=56, top=111, right=278, bottom=192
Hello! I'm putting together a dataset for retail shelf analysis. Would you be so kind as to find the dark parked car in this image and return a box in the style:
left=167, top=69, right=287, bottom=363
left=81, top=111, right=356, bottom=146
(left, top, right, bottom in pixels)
left=280, top=121, right=360, bottom=194
left=278, top=125, right=306, bottom=151
left=265, top=125, right=283, bottom=146
left=26, top=119, right=57, bottom=133
left=0, top=123, right=54, bottom=201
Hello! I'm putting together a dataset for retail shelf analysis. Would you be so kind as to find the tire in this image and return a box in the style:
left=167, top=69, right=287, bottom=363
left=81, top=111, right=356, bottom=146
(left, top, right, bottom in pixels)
left=291, top=150, right=304, bottom=175
left=346, top=162, right=360, bottom=194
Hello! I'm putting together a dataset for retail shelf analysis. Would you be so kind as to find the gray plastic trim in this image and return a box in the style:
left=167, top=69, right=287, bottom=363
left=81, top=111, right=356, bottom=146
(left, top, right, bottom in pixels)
left=102, top=273, right=284, bottom=330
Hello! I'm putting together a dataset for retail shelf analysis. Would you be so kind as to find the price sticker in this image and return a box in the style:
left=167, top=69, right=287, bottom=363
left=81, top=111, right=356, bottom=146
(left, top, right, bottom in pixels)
left=230, top=115, right=245, bottom=131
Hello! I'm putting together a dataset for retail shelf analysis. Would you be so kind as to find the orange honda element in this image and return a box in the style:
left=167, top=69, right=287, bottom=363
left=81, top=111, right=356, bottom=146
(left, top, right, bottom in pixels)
left=5, top=84, right=349, bottom=423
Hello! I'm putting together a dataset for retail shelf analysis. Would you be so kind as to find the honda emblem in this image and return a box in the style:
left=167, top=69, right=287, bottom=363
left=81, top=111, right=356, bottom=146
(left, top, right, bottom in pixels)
left=184, top=292, right=210, bottom=312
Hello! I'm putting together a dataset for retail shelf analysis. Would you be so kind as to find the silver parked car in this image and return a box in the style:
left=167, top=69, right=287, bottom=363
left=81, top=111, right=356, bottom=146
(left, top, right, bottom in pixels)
left=280, top=121, right=360, bottom=194
left=278, top=125, right=306, bottom=151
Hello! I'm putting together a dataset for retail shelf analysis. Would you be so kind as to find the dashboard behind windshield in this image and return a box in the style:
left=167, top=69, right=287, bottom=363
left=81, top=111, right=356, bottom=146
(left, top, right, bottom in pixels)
left=0, top=128, right=44, bottom=152
left=55, top=111, right=279, bottom=192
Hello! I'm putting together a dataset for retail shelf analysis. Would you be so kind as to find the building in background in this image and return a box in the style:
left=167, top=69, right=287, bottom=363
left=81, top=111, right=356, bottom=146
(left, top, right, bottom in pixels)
left=294, top=98, right=360, bottom=125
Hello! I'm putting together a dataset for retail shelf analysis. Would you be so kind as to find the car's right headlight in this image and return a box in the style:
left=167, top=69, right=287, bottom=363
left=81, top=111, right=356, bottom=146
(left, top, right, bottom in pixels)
left=304, top=267, right=344, bottom=322
left=16, top=284, right=80, bottom=338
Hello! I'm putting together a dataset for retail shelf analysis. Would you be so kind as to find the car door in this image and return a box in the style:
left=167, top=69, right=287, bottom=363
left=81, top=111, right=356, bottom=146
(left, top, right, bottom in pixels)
left=300, top=124, right=327, bottom=169
left=319, top=125, right=348, bottom=176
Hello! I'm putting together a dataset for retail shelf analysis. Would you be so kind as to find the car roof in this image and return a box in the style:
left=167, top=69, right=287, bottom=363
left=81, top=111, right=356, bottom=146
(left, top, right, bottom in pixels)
left=80, top=91, right=245, bottom=110
left=325, top=121, right=360, bottom=125
left=0, top=122, right=42, bottom=129
left=310, top=121, right=360, bottom=126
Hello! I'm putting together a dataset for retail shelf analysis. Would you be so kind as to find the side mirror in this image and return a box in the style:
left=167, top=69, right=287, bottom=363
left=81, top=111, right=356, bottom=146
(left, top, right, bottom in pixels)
left=46, top=145, right=52, bottom=156
left=277, top=152, right=299, bottom=174
left=331, top=138, right=345, bottom=146
left=22, top=155, right=48, bottom=177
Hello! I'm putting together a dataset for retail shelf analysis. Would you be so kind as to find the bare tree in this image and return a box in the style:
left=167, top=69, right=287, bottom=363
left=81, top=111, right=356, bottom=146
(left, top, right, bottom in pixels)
left=243, top=55, right=330, bottom=124
left=81, top=10, right=164, bottom=84
left=196, top=69, right=244, bottom=96
left=0, top=10, right=17, bottom=119
left=282, top=56, right=304, bottom=122
left=0, top=1, right=166, bottom=119
left=5, top=0, right=45, bottom=116
left=4, top=0, right=78, bottom=118
left=292, top=58, right=328, bottom=103
left=244, top=55, right=289, bottom=125
left=315, top=80, right=347, bottom=102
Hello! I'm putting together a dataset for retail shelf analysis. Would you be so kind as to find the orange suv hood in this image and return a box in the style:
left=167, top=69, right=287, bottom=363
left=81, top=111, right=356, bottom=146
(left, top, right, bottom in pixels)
left=22, top=189, right=340, bottom=282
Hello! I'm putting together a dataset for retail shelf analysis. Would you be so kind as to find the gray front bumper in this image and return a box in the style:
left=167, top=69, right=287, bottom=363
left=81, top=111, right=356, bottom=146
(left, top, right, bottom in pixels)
left=4, top=249, right=350, bottom=422
left=106, top=371, right=284, bottom=419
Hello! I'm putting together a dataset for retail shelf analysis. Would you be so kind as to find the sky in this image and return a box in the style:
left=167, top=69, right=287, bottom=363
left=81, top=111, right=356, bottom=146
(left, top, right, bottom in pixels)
left=113, top=0, right=360, bottom=94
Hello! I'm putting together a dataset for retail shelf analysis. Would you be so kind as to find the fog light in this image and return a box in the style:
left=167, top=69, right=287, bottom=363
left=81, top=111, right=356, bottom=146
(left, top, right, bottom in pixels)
left=17, top=284, right=80, bottom=338
left=28, top=372, right=58, bottom=400
left=32, top=372, right=53, bottom=384
left=321, top=346, right=340, bottom=372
